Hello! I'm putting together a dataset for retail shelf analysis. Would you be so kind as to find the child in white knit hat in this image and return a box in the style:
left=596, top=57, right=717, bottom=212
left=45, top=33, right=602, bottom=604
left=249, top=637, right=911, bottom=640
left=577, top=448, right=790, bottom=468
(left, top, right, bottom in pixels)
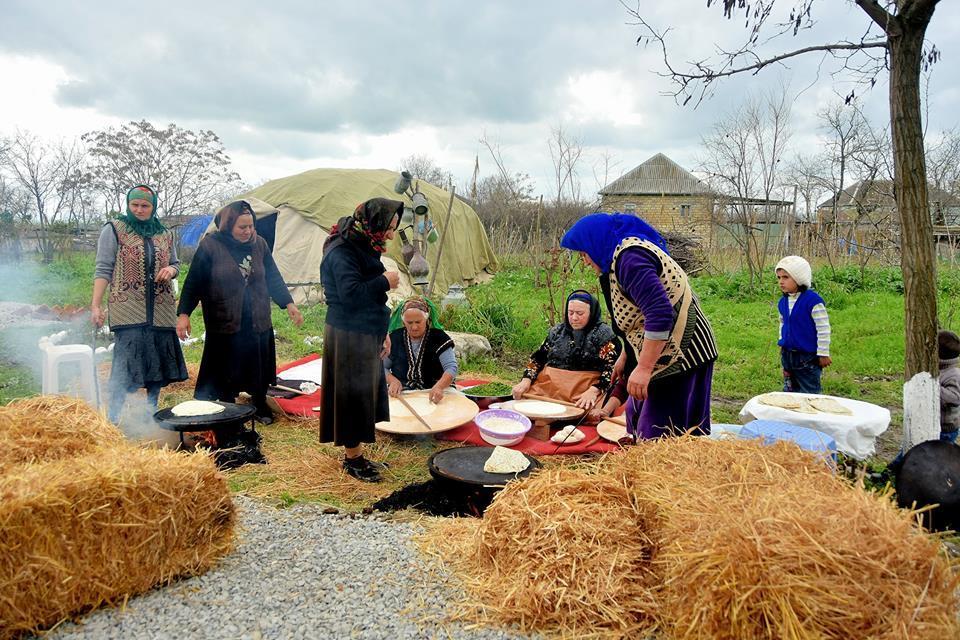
left=775, top=256, right=832, bottom=393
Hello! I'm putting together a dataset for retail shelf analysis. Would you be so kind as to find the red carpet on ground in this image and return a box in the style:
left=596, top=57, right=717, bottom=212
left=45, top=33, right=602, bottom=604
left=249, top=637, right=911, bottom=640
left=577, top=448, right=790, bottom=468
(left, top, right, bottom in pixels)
left=271, top=365, right=619, bottom=455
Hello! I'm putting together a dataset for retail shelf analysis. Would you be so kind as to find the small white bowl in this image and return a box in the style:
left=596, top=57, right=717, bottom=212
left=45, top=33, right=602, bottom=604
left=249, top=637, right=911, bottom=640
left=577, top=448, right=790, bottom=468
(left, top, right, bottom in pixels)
left=475, top=409, right=531, bottom=447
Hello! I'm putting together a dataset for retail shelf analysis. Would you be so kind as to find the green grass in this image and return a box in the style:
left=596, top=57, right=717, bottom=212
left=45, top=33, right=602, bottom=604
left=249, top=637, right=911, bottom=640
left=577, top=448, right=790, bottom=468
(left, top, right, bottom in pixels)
left=4, top=252, right=960, bottom=468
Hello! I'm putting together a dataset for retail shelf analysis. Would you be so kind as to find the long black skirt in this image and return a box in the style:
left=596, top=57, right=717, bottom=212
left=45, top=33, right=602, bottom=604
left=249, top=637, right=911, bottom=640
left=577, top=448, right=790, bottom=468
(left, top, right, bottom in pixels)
left=109, top=327, right=188, bottom=393
left=320, top=324, right=388, bottom=448
left=195, top=324, right=277, bottom=405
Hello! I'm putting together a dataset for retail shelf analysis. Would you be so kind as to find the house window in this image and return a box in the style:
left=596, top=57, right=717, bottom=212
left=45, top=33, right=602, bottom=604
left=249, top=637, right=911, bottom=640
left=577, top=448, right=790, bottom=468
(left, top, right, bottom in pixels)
left=623, top=203, right=637, bottom=214
left=680, top=204, right=691, bottom=218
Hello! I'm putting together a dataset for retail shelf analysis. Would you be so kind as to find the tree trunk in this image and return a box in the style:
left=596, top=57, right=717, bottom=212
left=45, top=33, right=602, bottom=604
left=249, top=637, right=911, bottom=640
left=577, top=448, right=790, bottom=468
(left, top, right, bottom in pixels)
left=888, top=17, right=938, bottom=380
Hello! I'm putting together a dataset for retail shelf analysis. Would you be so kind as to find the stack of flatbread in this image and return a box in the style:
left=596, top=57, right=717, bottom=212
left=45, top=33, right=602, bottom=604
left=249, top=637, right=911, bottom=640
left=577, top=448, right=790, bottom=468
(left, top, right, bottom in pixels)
left=758, top=393, right=853, bottom=416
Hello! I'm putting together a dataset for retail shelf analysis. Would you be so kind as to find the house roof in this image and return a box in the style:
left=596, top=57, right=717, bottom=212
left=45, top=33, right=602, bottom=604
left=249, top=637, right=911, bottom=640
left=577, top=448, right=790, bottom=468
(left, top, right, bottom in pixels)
left=599, top=153, right=714, bottom=196
left=817, top=179, right=960, bottom=209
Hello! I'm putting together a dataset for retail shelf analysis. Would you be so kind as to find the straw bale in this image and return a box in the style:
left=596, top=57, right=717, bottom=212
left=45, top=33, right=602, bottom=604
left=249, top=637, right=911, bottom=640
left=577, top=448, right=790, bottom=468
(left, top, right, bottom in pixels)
left=654, top=476, right=960, bottom=640
left=423, top=467, right=662, bottom=638
left=0, top=395, right=123, bottom=473
left=0, top=447, right=235, bottom=638
left=424, top=438, right=960, bottom=640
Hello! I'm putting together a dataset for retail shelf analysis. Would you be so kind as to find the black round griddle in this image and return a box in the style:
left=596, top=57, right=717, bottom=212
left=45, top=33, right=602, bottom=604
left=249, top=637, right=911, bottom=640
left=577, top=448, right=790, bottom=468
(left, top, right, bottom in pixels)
left=428, top=446, right=541, bottom=488
left=154, top=401, right=256, bottom=429
left=154, top=401, right=257, bottom=449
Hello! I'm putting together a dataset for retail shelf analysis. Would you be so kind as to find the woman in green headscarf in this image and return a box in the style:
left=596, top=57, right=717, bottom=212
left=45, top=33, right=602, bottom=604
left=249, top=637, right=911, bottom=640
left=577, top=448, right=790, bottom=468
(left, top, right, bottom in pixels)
left=91, top=185, right=187, bottom=423
left=384, top=297, right=457, bottom=404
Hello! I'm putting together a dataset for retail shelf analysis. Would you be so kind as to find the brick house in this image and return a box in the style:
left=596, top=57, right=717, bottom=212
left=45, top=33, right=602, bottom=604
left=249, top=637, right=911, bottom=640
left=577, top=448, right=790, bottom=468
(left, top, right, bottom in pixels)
left=597, top=153, right=716, bottom=233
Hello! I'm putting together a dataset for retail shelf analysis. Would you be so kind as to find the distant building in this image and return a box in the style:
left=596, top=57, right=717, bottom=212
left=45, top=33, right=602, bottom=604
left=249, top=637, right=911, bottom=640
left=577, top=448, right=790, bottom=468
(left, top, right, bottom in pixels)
left=598, top=153, right=715, bottom=232
left=817, top=179, right=960, bottom=226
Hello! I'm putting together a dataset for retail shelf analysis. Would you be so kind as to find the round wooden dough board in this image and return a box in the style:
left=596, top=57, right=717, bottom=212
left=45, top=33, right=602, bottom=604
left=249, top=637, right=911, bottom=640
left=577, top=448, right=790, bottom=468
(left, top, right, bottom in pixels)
left=496, top=399, right=584, bottom=421
left=596, top=419, right=628, bottom=443
left=376, top=390, right=479, bottom=435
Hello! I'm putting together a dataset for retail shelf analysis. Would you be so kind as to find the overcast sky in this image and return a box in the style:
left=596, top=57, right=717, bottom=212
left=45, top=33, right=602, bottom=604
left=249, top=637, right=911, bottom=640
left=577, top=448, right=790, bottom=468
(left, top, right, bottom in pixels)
left=2, top=1, right=959, bottom=199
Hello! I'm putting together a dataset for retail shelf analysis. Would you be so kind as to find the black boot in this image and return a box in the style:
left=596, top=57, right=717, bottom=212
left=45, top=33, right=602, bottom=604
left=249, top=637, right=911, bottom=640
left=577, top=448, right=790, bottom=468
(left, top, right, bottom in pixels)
left=343, top=456, right=382, bottom=483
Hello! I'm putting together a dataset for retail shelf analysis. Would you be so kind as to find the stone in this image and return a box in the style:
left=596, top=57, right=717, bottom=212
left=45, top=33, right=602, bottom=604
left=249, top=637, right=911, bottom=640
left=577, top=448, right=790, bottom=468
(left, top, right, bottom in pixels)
left=448, top=331, right=492, bottom=361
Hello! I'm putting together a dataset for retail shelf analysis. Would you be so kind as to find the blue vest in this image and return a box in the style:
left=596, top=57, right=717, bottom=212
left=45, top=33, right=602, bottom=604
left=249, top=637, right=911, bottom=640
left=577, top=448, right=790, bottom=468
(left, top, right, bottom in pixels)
left=778, top=289, right=824, bottom=354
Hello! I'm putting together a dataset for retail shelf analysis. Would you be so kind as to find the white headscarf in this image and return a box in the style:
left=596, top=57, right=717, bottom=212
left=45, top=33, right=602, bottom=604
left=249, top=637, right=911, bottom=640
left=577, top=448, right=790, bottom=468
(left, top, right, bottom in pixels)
left=775, top=256, right=812, bottom=288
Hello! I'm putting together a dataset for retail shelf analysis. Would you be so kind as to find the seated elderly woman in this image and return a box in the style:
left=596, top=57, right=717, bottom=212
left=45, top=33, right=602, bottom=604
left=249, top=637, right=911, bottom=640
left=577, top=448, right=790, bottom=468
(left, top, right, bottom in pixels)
left=512, top=290, right=621, bottom=409
left=384, top=297, right=458, bottom=404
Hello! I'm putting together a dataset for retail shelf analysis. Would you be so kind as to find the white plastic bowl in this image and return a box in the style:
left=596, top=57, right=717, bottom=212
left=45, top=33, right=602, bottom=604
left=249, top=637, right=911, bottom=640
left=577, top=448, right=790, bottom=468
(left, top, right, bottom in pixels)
left=475, top=409, right=531, bottom=447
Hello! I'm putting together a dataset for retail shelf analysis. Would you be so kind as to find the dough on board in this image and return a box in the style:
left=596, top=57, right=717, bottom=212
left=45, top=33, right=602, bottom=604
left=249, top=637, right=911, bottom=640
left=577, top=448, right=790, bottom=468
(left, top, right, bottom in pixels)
left=513, top=400, right=566, bottom=416
left=483, top=446, right=530, bottom=473
left=551, top=425, right=585, bottom=444
left=390, top=396, right=439, bottom=417
left=171, top=400, right=226, bottom=417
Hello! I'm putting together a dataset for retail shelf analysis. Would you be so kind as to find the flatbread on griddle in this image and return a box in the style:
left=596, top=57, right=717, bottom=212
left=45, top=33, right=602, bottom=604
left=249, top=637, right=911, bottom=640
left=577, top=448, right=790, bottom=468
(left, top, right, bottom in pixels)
left=171, top=400, right=225, bottom=417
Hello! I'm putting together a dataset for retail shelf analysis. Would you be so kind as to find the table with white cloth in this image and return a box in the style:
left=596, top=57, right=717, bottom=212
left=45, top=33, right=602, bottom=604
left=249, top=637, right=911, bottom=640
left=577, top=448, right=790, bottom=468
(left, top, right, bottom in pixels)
left=738, top=393, right=890, bottom=459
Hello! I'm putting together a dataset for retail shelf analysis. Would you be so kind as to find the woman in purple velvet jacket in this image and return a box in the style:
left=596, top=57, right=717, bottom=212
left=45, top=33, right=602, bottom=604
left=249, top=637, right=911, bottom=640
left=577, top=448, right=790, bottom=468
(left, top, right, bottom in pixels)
left=561, top=213, right=717, bottom=439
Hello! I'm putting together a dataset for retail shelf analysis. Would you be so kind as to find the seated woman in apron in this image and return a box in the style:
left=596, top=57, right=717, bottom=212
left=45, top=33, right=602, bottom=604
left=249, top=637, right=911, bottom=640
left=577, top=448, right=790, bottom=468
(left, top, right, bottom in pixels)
left=511, top=290, right=621, bottom=412
left=384, top=297, right=458, bottom=404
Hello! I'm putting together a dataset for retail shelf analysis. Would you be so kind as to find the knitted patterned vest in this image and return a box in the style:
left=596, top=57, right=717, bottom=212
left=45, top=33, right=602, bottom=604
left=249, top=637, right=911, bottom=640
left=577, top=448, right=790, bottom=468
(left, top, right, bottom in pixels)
left=107, top=220, right=177, bottom=329
left=609, top=238, right=717, bottom=380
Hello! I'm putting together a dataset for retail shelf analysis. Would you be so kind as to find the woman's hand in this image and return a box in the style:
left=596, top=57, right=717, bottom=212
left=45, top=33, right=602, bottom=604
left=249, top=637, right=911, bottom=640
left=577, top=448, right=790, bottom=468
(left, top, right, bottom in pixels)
left=91, top=306, right=106, bottom=328
left=574, top=386, right=601, bottom=409
left=176, top=314, right=191, bottom=341
left=286, top=303, right=304, bottom=327
left=380, top=335, right=391, bottom=359
left=612, top=350, right=627, bottom=383
left=429, top=384, right=445, bottom=404
left=512, top=378, right=532, bottom=400
left=386, top=374, right=402, bottom=397
left=384, top=271, right=400, bottom=289
left=627, top=365, right=653, bottom=401
left=155, top=266, right=177, bottom=283
left=818, top=356, right=832, bottom=368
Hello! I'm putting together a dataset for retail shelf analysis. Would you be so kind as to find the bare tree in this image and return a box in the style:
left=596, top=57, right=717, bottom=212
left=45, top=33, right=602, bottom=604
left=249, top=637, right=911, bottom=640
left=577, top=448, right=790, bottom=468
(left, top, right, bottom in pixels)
left=591, top=149, right=621, bottom=208
left=627, top=0, right=944, bottom=381
left=699, top=88, right=793, bottom=288
left=398, top=153, right=456, bottom=189
left=82, top=120, right=242, bottom=219
left=547, top=124, right=585, bottom=208
left=1, top=131, right=87, bottom=262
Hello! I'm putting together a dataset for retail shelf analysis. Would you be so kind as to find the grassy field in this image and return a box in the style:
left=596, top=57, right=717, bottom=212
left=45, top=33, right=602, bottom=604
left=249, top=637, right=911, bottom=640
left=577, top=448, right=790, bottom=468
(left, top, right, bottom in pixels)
left=3, top=251, right=960, bottom=507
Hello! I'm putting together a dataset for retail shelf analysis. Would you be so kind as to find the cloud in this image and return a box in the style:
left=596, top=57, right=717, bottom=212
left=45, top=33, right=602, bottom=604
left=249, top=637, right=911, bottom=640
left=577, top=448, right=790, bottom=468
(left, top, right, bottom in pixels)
left=1, top=0, right=959, bottom=196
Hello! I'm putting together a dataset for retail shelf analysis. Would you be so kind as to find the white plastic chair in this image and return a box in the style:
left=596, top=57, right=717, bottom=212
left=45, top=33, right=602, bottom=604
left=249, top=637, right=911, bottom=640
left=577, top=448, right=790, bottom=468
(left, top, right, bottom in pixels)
left=38, top=339, right=99, bottom=407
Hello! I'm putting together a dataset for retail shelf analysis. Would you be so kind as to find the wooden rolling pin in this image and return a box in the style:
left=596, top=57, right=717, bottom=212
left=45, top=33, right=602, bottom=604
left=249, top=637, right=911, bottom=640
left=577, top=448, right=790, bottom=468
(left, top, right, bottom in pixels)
left=396, top=394, right=434, bottom=432
left=271, top=384, right=309, bottom=396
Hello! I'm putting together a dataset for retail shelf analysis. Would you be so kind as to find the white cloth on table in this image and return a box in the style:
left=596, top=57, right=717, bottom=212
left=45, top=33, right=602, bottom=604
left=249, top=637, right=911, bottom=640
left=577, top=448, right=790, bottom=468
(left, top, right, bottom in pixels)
left=739, top=393, right=889, bottom=459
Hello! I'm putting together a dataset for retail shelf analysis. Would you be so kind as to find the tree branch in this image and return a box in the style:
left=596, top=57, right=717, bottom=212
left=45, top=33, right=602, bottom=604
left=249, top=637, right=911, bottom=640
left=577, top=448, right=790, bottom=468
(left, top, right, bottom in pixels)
left=671, top=41, right=887, bottom=81
left=854, top=0, right=896, bottom=33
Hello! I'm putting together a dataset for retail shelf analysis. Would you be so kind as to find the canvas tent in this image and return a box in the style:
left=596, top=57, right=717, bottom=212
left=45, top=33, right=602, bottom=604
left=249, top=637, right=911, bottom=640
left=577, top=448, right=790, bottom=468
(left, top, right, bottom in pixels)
left=227, top=168, right=498, bottom=305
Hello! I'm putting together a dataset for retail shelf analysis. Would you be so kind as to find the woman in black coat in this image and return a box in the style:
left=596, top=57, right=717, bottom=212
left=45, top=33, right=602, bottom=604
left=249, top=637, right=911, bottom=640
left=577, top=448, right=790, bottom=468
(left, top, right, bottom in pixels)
left=176, top=201, right=303, bottom=424
left=319, top=198, right=402, bottom=482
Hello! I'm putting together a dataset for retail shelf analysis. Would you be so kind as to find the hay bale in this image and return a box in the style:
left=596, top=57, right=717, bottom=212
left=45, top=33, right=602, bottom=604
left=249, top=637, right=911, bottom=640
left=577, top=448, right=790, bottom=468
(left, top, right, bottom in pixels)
left=0, top=447, right=235, bottom=638
left=425, top=438, right=960, bottom=639
left=0, top=395, right=123, bottom=473
left=425, top=468, right=661, bottom=637
left=654, top=477, right=960, bottom=640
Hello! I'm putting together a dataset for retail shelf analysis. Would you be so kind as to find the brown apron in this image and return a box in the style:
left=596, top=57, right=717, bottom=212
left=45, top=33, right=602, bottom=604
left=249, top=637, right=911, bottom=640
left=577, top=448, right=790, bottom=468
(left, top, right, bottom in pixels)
left=529, top=366, right=601, bottom=404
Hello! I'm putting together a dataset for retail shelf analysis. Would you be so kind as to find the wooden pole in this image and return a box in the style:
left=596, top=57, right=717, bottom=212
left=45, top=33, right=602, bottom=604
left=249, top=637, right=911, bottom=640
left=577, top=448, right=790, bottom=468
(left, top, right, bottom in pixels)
left=427, top=186, right=457, bottom=297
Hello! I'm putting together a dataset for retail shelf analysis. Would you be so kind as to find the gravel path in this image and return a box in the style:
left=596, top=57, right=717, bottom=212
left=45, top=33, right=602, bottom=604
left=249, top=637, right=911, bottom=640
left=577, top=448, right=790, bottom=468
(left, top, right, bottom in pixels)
left=46, top=497, right=533, bottom=640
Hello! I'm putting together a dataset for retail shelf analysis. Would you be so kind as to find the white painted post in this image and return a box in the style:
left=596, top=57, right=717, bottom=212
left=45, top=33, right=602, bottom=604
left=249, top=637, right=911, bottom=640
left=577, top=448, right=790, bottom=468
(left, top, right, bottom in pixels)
left=902, top=372, right=941, bottom=451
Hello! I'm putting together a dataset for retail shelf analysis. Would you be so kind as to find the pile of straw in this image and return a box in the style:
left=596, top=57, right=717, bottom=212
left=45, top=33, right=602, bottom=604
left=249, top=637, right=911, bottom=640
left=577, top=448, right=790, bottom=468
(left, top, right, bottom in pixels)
left=0, top=396, right=123, bottom=473
left=423, top=437, right=960, bottom=639
left=0, top=447, right=235, bottom=638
